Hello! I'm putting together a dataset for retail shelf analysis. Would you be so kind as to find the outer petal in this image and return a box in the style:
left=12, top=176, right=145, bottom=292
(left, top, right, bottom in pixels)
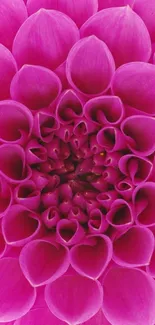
left=82, top=309, right=111, bottom=325
left=14, top=180, right=40, bottom=211
left=14, top=307, right=67, bottom=325
left=2, top=204, right=43, bottom=246
left=45, top=272, right=103, bottom=324
left=27, top=0, right=98, bottom=28
left=81, top=6, right=151, bottom=66
left=0, top=258, right=36, bottom=322
left=102, top=267, right=155, bottom=325
left=113, top=226, right=154, bottom=267
left=98, top=0, right=135, bottom=10
left=0, top=176, right=12, bottom=217
left=0, top=0, right=27, bottom=50
left=0, top=100, right=33, bottom=145
left=84, top=96, right=124, bottom=126
left=133, top=0, right=155, bottom=42
left=0, top=45, right=17, bottom=100
left=121, top=115, right=155, bottom=156
left=11, top=65, right=62, bottom=110
left=112, top=62, right=155, bottom=114
left=146, top=249, right=155, bottom=278
left=56, top=89, right=83, bottom=125
left=133, top=182, right=155, bottom=227
left=19, top=239, right=69, bottom=286
left=66, top=36, right=115, bottom=96
left=13, top=9, right=79, bottom=70
left=70, top=234, right=112, bottom=279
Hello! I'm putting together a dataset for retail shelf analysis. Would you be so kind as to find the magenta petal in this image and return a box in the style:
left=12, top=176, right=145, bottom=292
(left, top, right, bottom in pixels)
left=33, top=111, right=59, bottom=143
left=26, top=139, right=47, bottom=165
left=14, top=307, right=67, bottom=325
left=113, top=226, right=154, bottom=267
left=133, top=182, right=155, bottom=227
left=146, top=249, right=155, bottom=278
left=88, top=209, right=108, bottom=233
left=70, top=234, right=112, bottom=279
left=45, top=272, right=103, bottom=324
left=0, top=100, right=33, bottom=145
left=81, top=6, right=151, bottom=67
left=0, top=258, right=36, bottom=322
left=115, top=178, right=134, bottom=201
left=14, top=180, right=40, bottom=211
left=27, top=0, right=98, bottom=28
left=13, top=9, right=79, bottom=70
left=19, top=239, right=69, bottom=286
left=0, top=0, right=27, bottom=50
left=98, top=0, right=134, bottom=10
left=56, top=219, right=85, bottom=246
left=66, top=36, right=115, bottom=96
left=2, top=205, right=43, bottom=246
left=121, top=115, right=155, bottom=156
left=106, top=199, right=133, bottom=229
left=0, top=176, right=12, bottom=217
left=0, top=45, right=17, bottom=100
left=56, top=89, right=83, bottom=125
left=11, top=65, right=62, bottom=110
left=112, top=62, right=155, bottom=114
left=82, top=309, right=111, bottom=325
left=42, top=207, right=60, bottom=229
left=134, top=0, right=155, bottom=42
left=102, top=267, right=155, bottom=325
left=0, top=144, right=31, bottom=183
left=97, top=126, right=126, bottom=152
left=84, top=96, right=124, bottom=126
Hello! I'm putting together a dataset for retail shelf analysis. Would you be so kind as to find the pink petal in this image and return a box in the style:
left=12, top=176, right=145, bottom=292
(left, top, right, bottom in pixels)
left=0, top=100, right=33, bottom=145
left=42, top=207, right=60, bottom=229
left=0, top=144, right=31, bottom=183
left=133, top=0, right=155, bottom=42
left=70, top=234, right=112, bottom=279
left=133, top=182, right=155, bottom=227
left=113, top=226, right=154, bottom=267
left=45, top=272, right=103, bottom=324
left=119, top=154, right=153, bottom=185
left=33, top=111, right=59, bottom=143
left=11, top=65, right=62, bottom=110
left=106, top=199, right=134, bottom=229
left=66, top=36, right=115, bottom=96
left=97, top=191, right=118, bottom=210
left=102, top=267, right=155, bottom=325
left=0, top=176, right=12, bottom=217
left=56, top=89, right=83, bottom=125
left=82, top=309, right=111, bottom=325
left=13, top=9, right=79, bottom=70
left=115, top=178, right=134, bottom=201
left=0, top=258, right=36, bottom=322
left=88, top=209, right=108, bottom=233
left=146, top=248, right=155, bottom=278
left=81, top=6, right=151, bottom=66
left=2, top=205, right=43, bottom=246
left=14, top=180, right=40, bottom=211
left=26, top=139, right=47, bottom=165
left=112, top=62, right=155, bottom=114
left=0, top=45, right=17, bottom=100
left=84, top=96, right=124, bottom=126
left=27, top=0, right=98, bottom=28
left=14, top=307, right=67, bottom=325
left=0, top=0, right=27, bottom=50
left=98, top=0, right=135, bottom=10
left=19, top=239, right=69, bottom=286
left=97, top=126, right=126, bottom=152
left=121, top=115, right=155, bottom=156
left=0, top=232, right=6, bottom=258
left=56, top=219, right=85, bottom=246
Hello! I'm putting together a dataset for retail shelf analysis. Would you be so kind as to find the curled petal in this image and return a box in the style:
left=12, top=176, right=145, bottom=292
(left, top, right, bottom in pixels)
left=68, top=207, right=88, bottom=224
left=73, top=118, right=98, bottom=136
left=81, top=6, right=151, bottom=67
left=134, top=0, right=155, bottom=42
left=56, top=89, right=83, bottom=124
left=0, top=100, right=33, bottom=145
left=70, top=234, right=112, bottom=279
left=13, top=9, right=79, bottom=70
left=106, top=199, right=134, bottom=229
left=14, top=180, right=40, bottom=211
left=26, top=139, right=47, bottom=165
left=97, top=126, right=126, bottom=152
left=146, top=249, right=155, bottom=278
left=121, top=115, right=155, bottom=156
left=42, top=207, right=60, bottom=229
left=97, top=191, right=118, bottom=210
left=102, top=267, right=155, bottom=325
left=88, top=209, right=108, bottom=233
left=66, top=36, right=115, bottom=96
left=115, top=178, right=134, bottom=201
left=0, top=0, right=27, bottom=50
left=33, top=111, right=59, bottom=143
left=98, top=0, right=135, bottom=10
left=0, top=144, right=31, bottom=183
left=11, top=65, right=62, bottom=110
left=0, top=232, right=6, bottom=258
left=19, top=239, right=69, bottom=286
left=31, top=170, right=48, bottom=191
left=0, top=176, right=12, bottom=217
left=0, top=45, right=17, bottom=100
left=14, top=307, right=67, bottom=325
left=119, top=154, right=153, bottom=185
left=84, top=96, right=124, bottom=126
left=56, top=219, right=85, bottom=246
left=2, top=205, right=43, bottom=246
left=133, top=182, right=155, bottom=227
left=45, top=272, right=103, bottom=324
left=56, top=124, right=73, bottom=143
left=0, top=258, right=36, bottom=322
left=112, top=62, right=155, bottom=114
left=113, top=226, right=154, bottom=267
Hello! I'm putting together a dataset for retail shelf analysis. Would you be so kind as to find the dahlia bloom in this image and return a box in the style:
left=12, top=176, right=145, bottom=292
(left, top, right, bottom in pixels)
left=1, top=0, right=155, bottom=324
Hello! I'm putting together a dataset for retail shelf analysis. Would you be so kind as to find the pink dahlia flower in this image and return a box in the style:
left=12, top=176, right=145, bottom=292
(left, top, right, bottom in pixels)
left=1, top=0, right=155, bottom=324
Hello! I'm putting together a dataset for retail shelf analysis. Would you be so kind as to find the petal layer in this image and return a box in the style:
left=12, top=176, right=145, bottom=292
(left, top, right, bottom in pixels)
left=14, top=307, right=67, bottom=325
left=13, top=9, right=79, bottom=70
left=98, top=0, right=134, bottom=10
left=134, top=0, right=155, bottom=42
left=0, top=45, right=17, bottom=100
